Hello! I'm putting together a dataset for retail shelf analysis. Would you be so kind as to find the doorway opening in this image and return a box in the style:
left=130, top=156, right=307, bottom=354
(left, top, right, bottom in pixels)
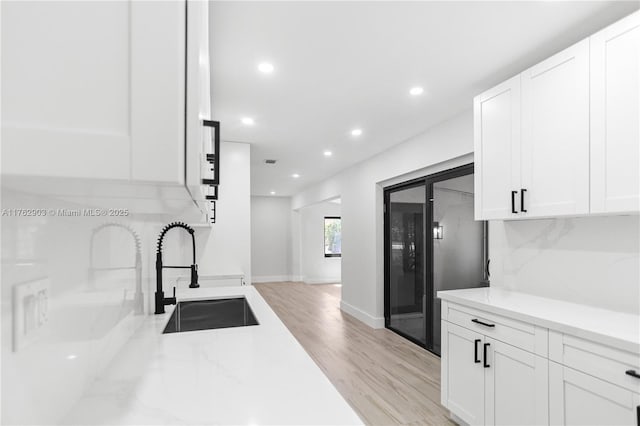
left=383, top=164, right=489, bottom=356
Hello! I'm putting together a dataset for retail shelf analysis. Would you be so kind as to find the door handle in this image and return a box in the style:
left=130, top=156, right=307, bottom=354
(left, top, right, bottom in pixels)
left=521, top=188, right=527, bottom=213
left=511, top=191, right=518, bottom=214
left=483, top=343, right=490, bottom=368
left=472, top=318, right=495, bottom=328
left=626, top=370, right=640, bottom=379
left=474, top=339, right=481, bottom=363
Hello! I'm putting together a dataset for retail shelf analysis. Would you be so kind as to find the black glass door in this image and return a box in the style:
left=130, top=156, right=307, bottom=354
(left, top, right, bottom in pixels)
left=384, top=183, right=427, bottom=345
left=384, top=164, right=488, bottom=355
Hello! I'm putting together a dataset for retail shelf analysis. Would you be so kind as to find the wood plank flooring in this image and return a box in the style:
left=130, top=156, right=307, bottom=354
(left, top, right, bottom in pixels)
left=254, top=282, right=454, bottom=426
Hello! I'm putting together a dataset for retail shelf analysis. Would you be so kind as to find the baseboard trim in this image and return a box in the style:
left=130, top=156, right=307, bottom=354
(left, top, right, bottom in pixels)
left=252, top=275, right=291, bottom=283
left=340, top=300, right=385, bottom=329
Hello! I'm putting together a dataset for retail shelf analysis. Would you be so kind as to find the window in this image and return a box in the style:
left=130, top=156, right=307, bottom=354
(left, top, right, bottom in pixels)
left=324, top=216, right=342, bottom=257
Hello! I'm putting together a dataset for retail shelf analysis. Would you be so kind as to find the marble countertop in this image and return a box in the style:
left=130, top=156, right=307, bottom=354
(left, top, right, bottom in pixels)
left=438, top=287, right=640, bottom=354
left=62, top=286, right=363, bottom=425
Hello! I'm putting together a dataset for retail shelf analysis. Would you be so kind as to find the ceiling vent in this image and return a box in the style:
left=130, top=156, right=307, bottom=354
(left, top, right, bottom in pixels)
left=265, top=159, right=277, bottom=164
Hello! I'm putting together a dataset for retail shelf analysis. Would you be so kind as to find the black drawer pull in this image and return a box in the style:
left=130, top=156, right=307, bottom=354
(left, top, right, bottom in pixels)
left=521, top=188, right=527, bottom=212
left=511, top=190, right=518, bottom=214
left=474, top=339, right=481, bottom=363
left=626, top=370, right=640, bottom=379
left=483, top=343, right=490, bottom=368
left=472, top=318, right=495, bottom=328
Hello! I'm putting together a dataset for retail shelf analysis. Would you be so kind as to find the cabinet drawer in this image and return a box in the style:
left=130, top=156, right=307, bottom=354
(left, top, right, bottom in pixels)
left=550, top=331, right=640, bottom=393
left=444, top=302, right=548, bottom=356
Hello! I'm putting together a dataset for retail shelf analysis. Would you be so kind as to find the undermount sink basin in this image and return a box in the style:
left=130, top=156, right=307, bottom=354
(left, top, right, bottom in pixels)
left=163, top=297, right=259, bottom=334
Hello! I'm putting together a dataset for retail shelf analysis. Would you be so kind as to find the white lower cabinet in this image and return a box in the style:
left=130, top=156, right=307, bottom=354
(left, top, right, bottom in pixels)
left=485, top=338, right=549, bottom=426
left=442, top=321, right=548, bottom=426
left=549, top=362, right=640, bottom=426
left=442, top=322, right=486, bottom=425
left=441, top=300, right=640, bottom=426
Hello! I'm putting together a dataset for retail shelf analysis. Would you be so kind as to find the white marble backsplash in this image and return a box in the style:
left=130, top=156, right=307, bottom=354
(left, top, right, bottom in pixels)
left=0, top=190, right=193, bottom=425
left=489, top=214, right=640, bottom=315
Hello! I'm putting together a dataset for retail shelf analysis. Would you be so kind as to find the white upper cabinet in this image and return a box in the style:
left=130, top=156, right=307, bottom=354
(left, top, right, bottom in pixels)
left=1, top=1, right=185, bottom=183
left=474, top=76, right=521, bottom=220
left=474, top=11, right=639, bottom=220
left=185, top=0, right=213, bottom=201
left=130, top=1, right=186, bottom=184
left=520, top=40, right=590, bottom=218
left=590, top=11, right=640, bottom=214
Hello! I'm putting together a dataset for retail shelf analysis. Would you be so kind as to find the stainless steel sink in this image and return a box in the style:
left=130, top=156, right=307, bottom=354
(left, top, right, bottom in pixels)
left=162, top=297, right=259, bottom=334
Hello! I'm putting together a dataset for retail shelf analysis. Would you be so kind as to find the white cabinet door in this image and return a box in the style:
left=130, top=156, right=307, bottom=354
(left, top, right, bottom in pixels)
left=521, top=39, right=590, bottom=218
left=2, top=1, right=185, bottom=183
left=484, top=338, right=549, bottom=426
left=590, top=11, right=640, bottom=214
left=474, top=75, right=521, bottom=220
left=442, top=321, right=485, bottom=425
left=549, top=362, right=640, bottom=426
left=186, top=0, right=212, bottom=201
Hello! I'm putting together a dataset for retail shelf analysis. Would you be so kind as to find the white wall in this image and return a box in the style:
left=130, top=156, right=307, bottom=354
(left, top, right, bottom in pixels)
left=196, top=142, right=252, bottom=282
left=299, top=201, right=341, bottom=284
left=0, top=141, right=251, bottom=425
left=251, top=196, right=292, bottom=282
left=293, top=106, right=639, bottom=327
left=489, top=215, right=640, bottom=314
left=292, top=110, right=475, bottom=327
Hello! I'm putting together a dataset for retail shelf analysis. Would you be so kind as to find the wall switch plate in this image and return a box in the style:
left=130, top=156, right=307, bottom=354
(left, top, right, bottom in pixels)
left=13, top=278, right=50, bottom=352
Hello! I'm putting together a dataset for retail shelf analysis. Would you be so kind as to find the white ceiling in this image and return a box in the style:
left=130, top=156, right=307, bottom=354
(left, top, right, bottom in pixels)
left=210, top=1, right=639, bottom=196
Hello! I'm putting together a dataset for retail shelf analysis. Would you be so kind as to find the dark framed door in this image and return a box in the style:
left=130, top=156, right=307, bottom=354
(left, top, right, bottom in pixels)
left=384, top=163, right=488, bottom=355
left=384, top=180, right=428, bottom=346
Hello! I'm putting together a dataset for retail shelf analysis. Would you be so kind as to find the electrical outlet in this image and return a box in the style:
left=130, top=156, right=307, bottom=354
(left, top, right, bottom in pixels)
left=13, top=278, right=50, bottom=352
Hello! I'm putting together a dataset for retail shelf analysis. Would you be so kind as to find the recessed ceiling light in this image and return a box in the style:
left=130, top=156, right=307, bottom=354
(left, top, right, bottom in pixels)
left=351, top=128, right=363, bottom=137
left=241, top=117, right=255, bottom=126
left=258, top=62, right=274, bottom=74
left=409, top=86, right=424, bottom=96
left=324, top=150, right=332, bottom=157
left=270, top=191, right=276, bottom=195
left=66, top=354, right=77, bottom=360
left=291, top=173, right=300, bottom=179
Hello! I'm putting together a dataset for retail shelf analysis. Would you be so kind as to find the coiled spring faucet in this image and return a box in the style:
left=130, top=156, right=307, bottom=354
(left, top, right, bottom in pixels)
left=155, top=222, right=199, bottom=314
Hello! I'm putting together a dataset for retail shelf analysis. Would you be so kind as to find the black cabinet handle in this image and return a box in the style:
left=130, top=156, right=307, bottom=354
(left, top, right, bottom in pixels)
left=521, top=188, right=527, bottom=213
left=483, top=343, right=490, bottom=368
left=626, top=370, right=640, bottom=379
left=511, top=190, right=518, bottom=214
left=203, top=119, right=219, bottom=129
left=202, top=120, right=220, bottom=186
left=636, top=405, right=639, bottom=426
left=474, top=339, right=481, bottom=363
left=472, top=318, right=495, bottom=328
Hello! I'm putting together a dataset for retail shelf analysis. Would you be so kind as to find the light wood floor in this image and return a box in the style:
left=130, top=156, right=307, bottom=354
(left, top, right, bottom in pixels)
left=254, top=282, right=454, bottom=426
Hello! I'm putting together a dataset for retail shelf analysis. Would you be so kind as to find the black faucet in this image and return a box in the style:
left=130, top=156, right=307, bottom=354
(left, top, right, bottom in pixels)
left=155, top=222, right=199, bottom=314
